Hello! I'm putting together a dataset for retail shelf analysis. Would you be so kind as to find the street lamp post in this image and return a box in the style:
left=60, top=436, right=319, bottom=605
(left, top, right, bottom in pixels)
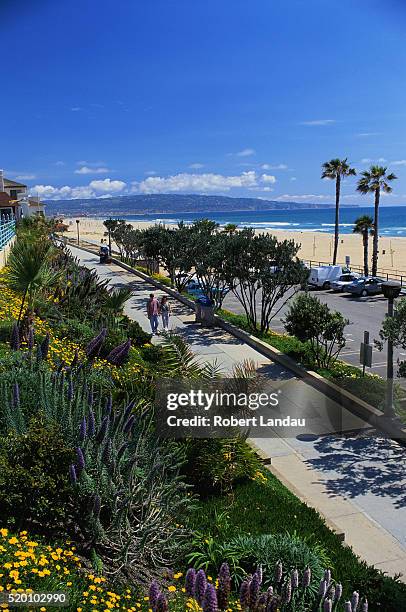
left=382, top=281, right=402, bottom=418
left=76, top=219, right=80, bottom=245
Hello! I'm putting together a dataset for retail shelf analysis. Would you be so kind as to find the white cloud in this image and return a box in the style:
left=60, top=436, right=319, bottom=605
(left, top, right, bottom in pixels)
left=300, top=119, right=336, bottom=126
left=55, top=161, right=65, bottom=166
left=15, top=174, right=36, bottom=180
left=290, top=177, right=297, bottom=181
left=361, top=157, right=386, bottom=164
left=392, top=160, right=406, bottom=166
left=145, top=170, right=157, bottom=175
left=189, top=163, right=205, bottom=169
left=260, top=173, right=277, bottom=184
left=235, top=148, right=256, bottom=157
left=274, top=193, right=331, bottom=202
left=30, top=178, right=126, bottom=200
left=71, top=107, right=82, bottom=112
left=261, top=163, right=288, bottom=170
left=75, top=166, right=109, bottom=175
left=356, top=132, right=382, bottom=137
left=134, top=171, right=259, bottom=194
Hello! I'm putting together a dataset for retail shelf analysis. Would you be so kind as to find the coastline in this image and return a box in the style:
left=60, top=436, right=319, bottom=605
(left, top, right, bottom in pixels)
left=62, top=216, right=406, bottom=275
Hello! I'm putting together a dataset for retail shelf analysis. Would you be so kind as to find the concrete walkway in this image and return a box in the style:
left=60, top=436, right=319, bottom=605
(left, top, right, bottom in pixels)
left=69, top=245, right=406, bottom=580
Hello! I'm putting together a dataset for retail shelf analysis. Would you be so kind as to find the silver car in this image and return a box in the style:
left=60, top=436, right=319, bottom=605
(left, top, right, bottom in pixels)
left=330, top=273, right=360, bottom=292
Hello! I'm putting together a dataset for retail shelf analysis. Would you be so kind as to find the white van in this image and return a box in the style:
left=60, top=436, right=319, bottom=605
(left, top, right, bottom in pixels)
left=308, top=265, right=350, bottom=289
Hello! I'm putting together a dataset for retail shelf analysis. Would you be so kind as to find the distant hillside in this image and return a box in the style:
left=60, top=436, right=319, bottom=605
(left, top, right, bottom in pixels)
left=44, top=193, right=353, bottom=216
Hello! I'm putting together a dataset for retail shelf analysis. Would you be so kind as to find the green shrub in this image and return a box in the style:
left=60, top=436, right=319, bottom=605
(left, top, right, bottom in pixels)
left=182, top=438, right=260, bottom=495
left=0, top=320, right=12, bottom=344
left=126, top=317, right=152, bottom=346
left=54, top=318, right=95, bottom=344
left=0, top=418, right=75, bottom=532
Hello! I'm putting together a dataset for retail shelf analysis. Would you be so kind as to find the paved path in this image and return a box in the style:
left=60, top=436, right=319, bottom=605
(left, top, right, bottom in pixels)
left=69, top=245, right=406, bottom=580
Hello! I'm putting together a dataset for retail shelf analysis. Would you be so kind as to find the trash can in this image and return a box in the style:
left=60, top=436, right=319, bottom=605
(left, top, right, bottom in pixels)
left=197, top=296, right=215, bottom=327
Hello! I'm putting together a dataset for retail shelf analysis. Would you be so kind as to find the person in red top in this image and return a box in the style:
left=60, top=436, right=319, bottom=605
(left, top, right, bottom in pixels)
left=146, top=293, right=160, bottom=335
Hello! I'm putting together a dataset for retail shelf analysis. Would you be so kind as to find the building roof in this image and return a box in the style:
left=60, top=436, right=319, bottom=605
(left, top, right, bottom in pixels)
left=4, top=178, right=27, bottom=189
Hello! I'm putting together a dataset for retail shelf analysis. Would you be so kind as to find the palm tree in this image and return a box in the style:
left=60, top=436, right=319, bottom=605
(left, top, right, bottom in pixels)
left=321, top=158, right=356, bottom=265
left=356, top=166, right=397, bottom=276
left=7, top=240, right=60, bottom=325
left=353, top=215, right=374, bottom=276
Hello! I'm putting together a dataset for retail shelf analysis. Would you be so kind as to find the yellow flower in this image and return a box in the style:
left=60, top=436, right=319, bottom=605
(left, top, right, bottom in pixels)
left=167, top=586, right=176, bottom=592
left=0, top=529, right=8, bottom=537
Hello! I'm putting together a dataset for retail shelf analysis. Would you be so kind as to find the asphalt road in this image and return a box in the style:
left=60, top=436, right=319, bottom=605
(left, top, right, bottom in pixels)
left=223, top=286, right=406, bottom=383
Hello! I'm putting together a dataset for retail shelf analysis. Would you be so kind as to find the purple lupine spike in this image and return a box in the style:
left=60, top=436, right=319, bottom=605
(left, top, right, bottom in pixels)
left=274, top=561, right=283, bottom=584
left=102, top=439, right=112, bottom=464
left=40, top=333, right=50, bottom=360
left=105, top=340, right=127, bottom=362
left=302, top=566, right=311, bottom=588
left=12, top=382, right=20, bottom=408
left=324, top=569, right=331, bottom=585
left=27, top=326, right=34, bottom=350
left=323, top=599, right=332, bottom=612
left=156, top=594, right=168, bottom=612
left=10, top=323, right=20, bottom=351
left=117, top=442, right=128, bottom=462
left=85, top=328, right=107, bottom=360
left=281, top=579, right=292, bottom=605
left=217, top=562, right=231, bottom=610
left=361, top=599, right=368, bottom=612
left=76, top=447, right=85, bottom=473
left=344, top=603, right=352, bottom=612
left=67, top=378, right=74, bottom=402
left=123, top=414, right=135, bottom=434
left=69, top=464, right=77, bottom=484
left=92, top=494, right=101, bottom=518
left=87, top=387, right=94, bottom=406
left=266, top=598, right=278, bottom=612
left=96, top=416, right=109, bottom=443
left=104, top=394, right=113, bottom=417
left=257, top=593, right=267, bottom=610
left=239, top=580, right=250, bottom=609
left=266, top=586, right=273, bottom=598
left=202, top=584, right=218, bottom=612
left=351, top=591, right=359, bottom=612
left=195, top=570, right=207, bottom=605
left=256, top=565, right=263, bottom=585
left=123, top=400, right=136, bottom=421
left=79, top=417, right=87, bottom=441
left=319, top=579, right=327, bottom=598
left=249, top=573, right=260, bottom=609
left=328, top=586, right=335, bottom=601
left=149, top=580, right=160, bottom=610
left=88, top=410, right=95, bottom=436
left=291, top=568, right=299, bottom=589
left=106, top=339, right=131, bottom=366
left=185, top=568, right=196, bottom=597
left=334, top=583, right=343, bottom=602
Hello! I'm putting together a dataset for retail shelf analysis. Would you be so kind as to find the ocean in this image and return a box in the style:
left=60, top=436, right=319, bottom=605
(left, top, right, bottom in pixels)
left=118, top=206, right=406, bottom=237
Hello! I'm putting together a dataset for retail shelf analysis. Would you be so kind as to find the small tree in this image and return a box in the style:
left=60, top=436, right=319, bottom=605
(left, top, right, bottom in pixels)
left=284, top=293, right=348, bottom=369
left=378, top=297, right=406, bottom=377
left=352, top=215, right=374, bottom=277
left=190, top=220, right=229, bottom=308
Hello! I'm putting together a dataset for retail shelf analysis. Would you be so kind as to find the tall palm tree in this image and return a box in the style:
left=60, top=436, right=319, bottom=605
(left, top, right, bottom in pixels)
left=321, top=158, right=356, bottom=265
left=356, top=166, right=397, bottom=276
left=353, top=215, right=374, bottom=276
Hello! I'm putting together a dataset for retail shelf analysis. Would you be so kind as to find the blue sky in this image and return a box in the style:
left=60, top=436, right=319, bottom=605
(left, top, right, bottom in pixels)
left=3, top=0, right=406, bottom=203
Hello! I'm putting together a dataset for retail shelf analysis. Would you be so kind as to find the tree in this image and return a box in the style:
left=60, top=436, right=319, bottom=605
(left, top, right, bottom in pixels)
left=357, top=166, right=397, bottom=276
left=353, top=215, right=374, bottom=276
left=190, top=220, right=229, bottom=308
left=284, top=293, right=348, bottom=369
left=378, top=297, right=406, bottom=378
left=223, top=229, right=307, bottom=333
left=321, top=158, right=356, bottom=265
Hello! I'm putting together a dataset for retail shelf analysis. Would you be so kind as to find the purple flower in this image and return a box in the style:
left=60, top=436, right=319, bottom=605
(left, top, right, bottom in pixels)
left=291, top=568, right=299, bottom=589
left=69, top=464, right=77, bottom=484
left=302, top=566, right=311, bottom=588
left=106, top=339, right=131, bottom=366
left=334, top=583, right=343, bottom=602
left=185, top=568, right=196, bottom=597
left=123, top=400, right=136, bottom=421
left=351, top=591, right=359, bottom=612
left=27, top=326, right=34, bottom=350
left=85, top=328, right=107, bottom=360
left=67, top=378, right=74, bottom=402
left=282, top=579, right=292, bottom=605
left=12, top=382, right=20, bottom=408
left=266, top=598, right=278, bottom=612
left=149, top=580, right=160, bottom=610
left=76, top=447, right=85, bottom=473
left=87, top=387, right=94, bottom=406
left=203, top=584, right=218, bottom=612
left=117, top=442, right=128, bottom=462
left=257, top=594, right=267, bottom=610
left=79, top=417, right=87, bottom=442
left=10, top=323, right=20, bottom=351
left=104, top=394, right=112, bottom=417
left=249, top=573, right=260, bottom=609
left=88, top=410, right=95, bottom=436
left=256, top=565, right=263, bottom=585
left=361, top=599, right=368, bottom=612
left=96, top=416, right=109, bottom=443
left=102, top=439, right=112, bottom=464
left=123, top=414, right=135, bottom=434
left=40, top=333, right=50, bottom=360
left=274, top=561, right=283, bottom=584
left=344, top=603, right=352, bottom=612
left=319, top=579, right=327, bottom=598
left=217, top=563, right=230, bottom=610
left=323, top=599, right=332, bottom=612
left=324, top=569, right=331, bottom=585
left=92, top=494, right=101, bottom=518
left=156, top=594, right=168, bottom=612
left=239, top=580, right=250, bottom=609
left=195, top=570, right=207, bottom=605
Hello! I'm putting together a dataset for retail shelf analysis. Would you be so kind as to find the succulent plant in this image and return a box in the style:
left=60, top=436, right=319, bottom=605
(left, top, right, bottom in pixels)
left=10, top=322, right=20, bottom=351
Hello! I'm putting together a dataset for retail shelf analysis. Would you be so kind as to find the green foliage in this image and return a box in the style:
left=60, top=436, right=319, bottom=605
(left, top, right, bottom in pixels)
left=0, top=418, right=74, bottom=531
left=182, top=438, right=260, bottom=495
left=284, top=293, right=348, bottom=369
left=54, top=318, right=95, bottom=345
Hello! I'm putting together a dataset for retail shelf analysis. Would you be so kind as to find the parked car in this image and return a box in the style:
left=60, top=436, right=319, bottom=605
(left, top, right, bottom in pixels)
left=345, top=276, right=385, bottom=297
left=308, top=265, right=351, bottom=289
left=330, top=273, right=360, bottom=292
left=99, top=245, right=111, bottom=264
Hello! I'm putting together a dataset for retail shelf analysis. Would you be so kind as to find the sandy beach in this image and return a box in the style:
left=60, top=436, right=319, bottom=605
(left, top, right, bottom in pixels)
left=62, top=217, right=406, bottom=276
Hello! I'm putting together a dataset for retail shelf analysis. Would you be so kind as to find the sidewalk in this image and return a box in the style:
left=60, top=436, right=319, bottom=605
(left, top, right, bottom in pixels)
left=69, top=245, right=406, bottom=580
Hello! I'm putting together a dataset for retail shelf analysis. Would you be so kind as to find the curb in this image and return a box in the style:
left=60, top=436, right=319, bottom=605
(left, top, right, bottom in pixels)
left=66, top=239, right=406, bottom=444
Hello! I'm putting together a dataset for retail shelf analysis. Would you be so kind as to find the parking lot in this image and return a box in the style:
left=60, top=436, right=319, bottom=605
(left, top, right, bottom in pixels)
left=222, top=286, right=406, bottom=384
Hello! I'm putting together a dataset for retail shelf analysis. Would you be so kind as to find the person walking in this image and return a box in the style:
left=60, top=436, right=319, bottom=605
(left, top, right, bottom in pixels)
left=160, top=296, right=171, bottom=331
left=147, top=293, right=160, bottom=335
